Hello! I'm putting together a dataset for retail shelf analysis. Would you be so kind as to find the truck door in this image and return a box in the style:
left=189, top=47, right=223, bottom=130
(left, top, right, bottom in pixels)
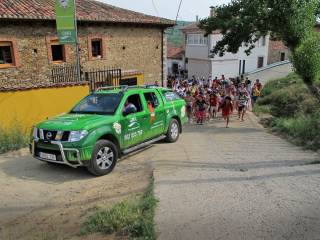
left=120, top=93, right=149, bottom=148
left=143, top=91, right=165, bottom=139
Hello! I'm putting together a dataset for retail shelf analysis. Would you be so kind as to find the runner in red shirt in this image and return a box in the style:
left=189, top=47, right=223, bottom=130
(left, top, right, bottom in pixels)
left=220, top=96, right=233, bottom=128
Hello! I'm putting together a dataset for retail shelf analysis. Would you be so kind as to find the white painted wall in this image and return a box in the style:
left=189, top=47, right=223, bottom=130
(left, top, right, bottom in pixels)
left=210, top=34, right=270, bottom=76
left=211, top=60, right=239, bottom=79
left=188, top=59, right=211, bottom=78
left=184, top=32, right=270, bottom=78
left=185, top=45, right=210, bottom=60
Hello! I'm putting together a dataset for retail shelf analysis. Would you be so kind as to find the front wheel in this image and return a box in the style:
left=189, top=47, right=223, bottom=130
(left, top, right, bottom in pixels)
left=87, top=140, right=118, bottom=176
left=165, top=119, right=180, bottom=143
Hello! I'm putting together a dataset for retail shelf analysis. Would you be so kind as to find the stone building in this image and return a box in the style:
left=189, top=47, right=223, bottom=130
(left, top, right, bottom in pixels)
left=0, top=0, right=174, bottom=89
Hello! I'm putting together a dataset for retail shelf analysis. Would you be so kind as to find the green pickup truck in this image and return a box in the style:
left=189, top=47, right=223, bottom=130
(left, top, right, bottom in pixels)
left=30, top=85, right=187, bottom=176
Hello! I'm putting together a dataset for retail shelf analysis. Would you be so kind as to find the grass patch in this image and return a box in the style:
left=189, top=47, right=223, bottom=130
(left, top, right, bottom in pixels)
left=255, top=73, right=320, bottom=151
left=0, top=124, right=29, bottom=154
left=253, top=104, right=271, bottom=117
left=82, top=177, right=157, bottom=239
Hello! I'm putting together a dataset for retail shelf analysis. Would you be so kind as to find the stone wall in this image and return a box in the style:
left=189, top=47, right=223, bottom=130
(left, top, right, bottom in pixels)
left=267, top=40, right=291, bottom=65
left=0, top=20, right=165, bottom=88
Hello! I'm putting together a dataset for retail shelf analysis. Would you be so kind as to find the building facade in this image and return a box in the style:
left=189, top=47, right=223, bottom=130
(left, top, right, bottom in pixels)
left=167, top=45, right=186, bottom=76
left=0, top=0, right=174, bottom=89
left=182, top=23, right=270, bottom=79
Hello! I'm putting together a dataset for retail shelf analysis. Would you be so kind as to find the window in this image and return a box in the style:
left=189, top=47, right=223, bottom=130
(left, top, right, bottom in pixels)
left=125, top=94, right=143, bottom=113
left=162, top=91, right=181, bottom=101
left=50, top=40, right=65, bottom=62
left=144, top=92, right=160, bottom=108
left=187, top=34, right=208, bottom=46
left=88, top=36, right=106, bottom=60
left=0, top=42, right=14, bottom=67
left=70, top=93, right=122, bottom=115
left=91, top=39, right=102, bottom=58
left=257, top=57, right=264, bottom=68
left=261, top=36, right=266, bottom=47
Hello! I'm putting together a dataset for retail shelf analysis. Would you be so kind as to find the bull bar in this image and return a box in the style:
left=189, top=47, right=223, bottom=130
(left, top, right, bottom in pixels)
left=32, top=139, right=83, bottom=168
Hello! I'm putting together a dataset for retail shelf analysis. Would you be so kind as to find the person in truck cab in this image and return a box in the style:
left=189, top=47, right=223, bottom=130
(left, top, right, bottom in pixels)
left=123, top=99, right=137, bottom=114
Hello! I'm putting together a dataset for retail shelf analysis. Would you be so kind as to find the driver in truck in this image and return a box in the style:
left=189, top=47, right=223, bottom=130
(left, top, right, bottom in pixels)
left=123, top=99, right=137, bottom=113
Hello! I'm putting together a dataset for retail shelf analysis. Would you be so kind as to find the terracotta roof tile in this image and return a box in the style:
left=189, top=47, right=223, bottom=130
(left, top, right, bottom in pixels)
left=167, top=46, right=184, bottom=59
left=0, top=0, right=175, bottom=27
left=181, top=22, right=220, bottom=34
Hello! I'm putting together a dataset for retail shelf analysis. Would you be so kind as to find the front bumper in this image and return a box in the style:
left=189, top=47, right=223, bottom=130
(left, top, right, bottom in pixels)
left=31, top=139, right=83, bottom=168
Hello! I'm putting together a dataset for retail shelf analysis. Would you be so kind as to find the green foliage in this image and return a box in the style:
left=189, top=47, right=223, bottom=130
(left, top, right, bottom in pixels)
left=258, top=75, right=318, bottom=117
left=293, top=32, right=320, bottom=85
left=199, top=0, right=319, bottom=56
left=270, top=111, right=320, bottom=150
left=260, top=73, right=302, bottom=97
left=83, top=179, right=157, bottom=239
left=252, top=104, right=271, bottom=117
left=256, top=74, right=320, bottom=150
left=0, top=125, right=29, bottom=154
left=199, top=0, right=320, bottom=98
left=166, top=21, right=191, bottom=47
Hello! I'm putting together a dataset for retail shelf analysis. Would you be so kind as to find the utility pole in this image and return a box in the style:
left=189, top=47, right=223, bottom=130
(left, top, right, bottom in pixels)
left=73, top=0, right=81, bottom=81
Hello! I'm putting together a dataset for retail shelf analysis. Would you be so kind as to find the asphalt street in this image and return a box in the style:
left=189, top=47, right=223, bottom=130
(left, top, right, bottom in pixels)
left=152, top=113, right=320, bottom=240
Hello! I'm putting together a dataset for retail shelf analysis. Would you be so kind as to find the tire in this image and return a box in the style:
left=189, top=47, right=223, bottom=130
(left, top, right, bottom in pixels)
left=165, top=119, right=180, bottom=143
left=87, top=140, right=118, bottom=176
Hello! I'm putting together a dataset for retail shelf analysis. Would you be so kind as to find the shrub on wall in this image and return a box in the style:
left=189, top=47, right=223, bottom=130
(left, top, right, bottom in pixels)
left=0, top=124, right=29, bottom=154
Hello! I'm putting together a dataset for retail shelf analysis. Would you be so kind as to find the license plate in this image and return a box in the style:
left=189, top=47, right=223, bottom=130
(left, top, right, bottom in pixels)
left=39, top=152, right=56, bottom=161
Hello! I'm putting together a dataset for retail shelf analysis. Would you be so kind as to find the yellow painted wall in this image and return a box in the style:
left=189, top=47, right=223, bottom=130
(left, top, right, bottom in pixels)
left=0, top=73, right=145, bottom=131
left=0, top=85, right=89, bottom=131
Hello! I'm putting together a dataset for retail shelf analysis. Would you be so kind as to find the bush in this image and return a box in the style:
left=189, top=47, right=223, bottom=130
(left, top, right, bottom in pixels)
left=268, top=84, right=310, bottom=117
left=293, top=32, right=320, bottom=85
left=257, top=74, right=319, bottom=118
left=0, top=125, right=29, bottom=154
left=83, top=178, right=157, bottom=239
left=255, top=73, right=320, bottom=151
left=260, top=73, right=301, bottom=97
left=271, top=111, right=320, bottom=150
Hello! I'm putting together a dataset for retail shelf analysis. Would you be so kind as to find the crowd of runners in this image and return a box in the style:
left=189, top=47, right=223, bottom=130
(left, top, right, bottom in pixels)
left=170, top=75, right=263, bottom=128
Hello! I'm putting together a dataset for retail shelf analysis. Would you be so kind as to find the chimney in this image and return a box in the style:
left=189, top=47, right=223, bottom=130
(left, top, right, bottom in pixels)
left=210, top=6, right=216, bottom=17
left=196, top=15, right=199, bottom=22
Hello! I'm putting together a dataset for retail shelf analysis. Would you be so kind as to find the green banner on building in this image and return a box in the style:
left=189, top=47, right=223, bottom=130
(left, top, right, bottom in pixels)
left=55, top=0, right=77, bottom=44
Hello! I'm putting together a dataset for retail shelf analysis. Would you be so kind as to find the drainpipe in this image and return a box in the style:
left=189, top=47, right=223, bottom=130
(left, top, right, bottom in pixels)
left=161, top=29, right=164, bottom=87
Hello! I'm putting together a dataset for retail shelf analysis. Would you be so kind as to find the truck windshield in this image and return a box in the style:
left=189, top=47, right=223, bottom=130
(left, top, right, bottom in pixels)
left=70, top=93, right=122, bottom=115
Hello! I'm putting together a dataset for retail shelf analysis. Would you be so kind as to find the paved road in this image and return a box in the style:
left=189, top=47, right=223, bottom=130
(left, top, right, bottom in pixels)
left=152, top=113, right=320, bottom=240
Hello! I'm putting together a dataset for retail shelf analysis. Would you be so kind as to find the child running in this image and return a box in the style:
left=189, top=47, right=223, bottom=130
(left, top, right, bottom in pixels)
left=185, top=91, right=194, bottom=124
left=220, top=96, right=233, bottom=128
left=195, top=95, right=207, bottom=125
left=209, top=93, right=219, bottom=119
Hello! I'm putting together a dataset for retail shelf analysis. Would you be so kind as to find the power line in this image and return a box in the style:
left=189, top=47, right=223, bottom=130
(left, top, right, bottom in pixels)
left=175, top=0, right=183, bottom=22
left=151, top=0, right=160, bottom=17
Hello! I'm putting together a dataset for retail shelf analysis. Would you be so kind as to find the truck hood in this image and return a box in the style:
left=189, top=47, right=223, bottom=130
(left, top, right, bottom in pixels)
left=36, top=113, right=116, bottom=131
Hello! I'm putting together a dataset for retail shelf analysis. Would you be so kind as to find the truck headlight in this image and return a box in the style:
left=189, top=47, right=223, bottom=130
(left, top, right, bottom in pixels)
left=68, top=130, right=88, bottom=142
left=32, top=127, right=38, bottom=139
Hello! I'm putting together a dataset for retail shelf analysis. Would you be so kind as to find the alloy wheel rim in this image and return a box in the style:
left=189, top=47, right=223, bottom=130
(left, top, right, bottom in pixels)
left=171, top=122, right=179, bottom=140
left=96, top=147, right=114, bottom=170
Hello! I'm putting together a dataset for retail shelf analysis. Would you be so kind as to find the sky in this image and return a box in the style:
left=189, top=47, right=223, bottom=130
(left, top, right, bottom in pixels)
left=99, top=0, right=231, bottom=21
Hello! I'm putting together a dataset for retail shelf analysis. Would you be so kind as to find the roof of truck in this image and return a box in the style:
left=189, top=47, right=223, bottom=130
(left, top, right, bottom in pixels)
left=94, top=85, right=168, bottom=94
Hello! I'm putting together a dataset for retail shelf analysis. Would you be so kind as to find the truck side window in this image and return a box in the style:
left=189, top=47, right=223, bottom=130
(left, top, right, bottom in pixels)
left=125, top=94, right=143, bottom=113
left=162, top=91, right=181, bottom=101
left=144, top=92, right=159, bottom=108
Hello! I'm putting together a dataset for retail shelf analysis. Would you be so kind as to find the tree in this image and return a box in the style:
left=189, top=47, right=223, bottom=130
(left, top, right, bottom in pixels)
left=199, top=0, right=320, bottom=100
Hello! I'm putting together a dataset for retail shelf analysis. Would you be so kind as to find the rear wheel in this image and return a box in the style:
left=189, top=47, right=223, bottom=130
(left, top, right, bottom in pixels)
left=165, top=119, right=180, bottom=143
left=87, top=140, right=118, bottom=176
